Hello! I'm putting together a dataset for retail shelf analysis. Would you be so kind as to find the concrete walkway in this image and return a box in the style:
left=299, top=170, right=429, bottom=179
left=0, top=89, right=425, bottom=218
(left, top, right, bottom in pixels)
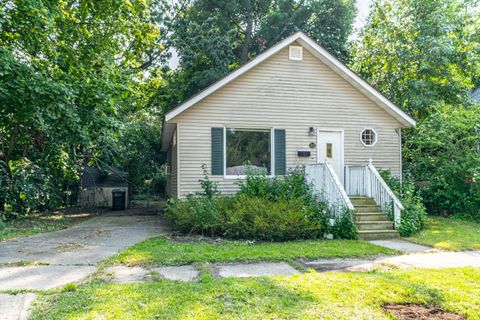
left=0, top=209, right=169, bottom=319
left=102, top=248, right=480, bottom=284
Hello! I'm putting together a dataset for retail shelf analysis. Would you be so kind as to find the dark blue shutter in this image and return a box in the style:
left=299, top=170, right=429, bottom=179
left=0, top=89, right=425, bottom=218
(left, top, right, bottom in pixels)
left=211, top=127, right=224, bottom=175
left=274, top=129, right=286, bottom=175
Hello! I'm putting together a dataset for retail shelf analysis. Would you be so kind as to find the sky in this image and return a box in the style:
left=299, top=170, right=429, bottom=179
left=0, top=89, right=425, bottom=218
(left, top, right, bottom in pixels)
left=355, top=0, right=372, bottom=32
left=168, top=0, right=372, bottom=69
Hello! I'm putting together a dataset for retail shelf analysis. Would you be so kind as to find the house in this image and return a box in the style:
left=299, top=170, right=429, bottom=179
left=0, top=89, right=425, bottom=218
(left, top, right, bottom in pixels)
left=161, top=32, right=415, bottom=239
left=78, top=165, right=130, bottom=209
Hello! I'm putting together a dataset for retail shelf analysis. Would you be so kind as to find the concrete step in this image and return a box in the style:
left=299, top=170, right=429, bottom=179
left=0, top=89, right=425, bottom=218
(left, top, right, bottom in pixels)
left=358, top=230, right=399, bottom=240
left=350, top=197, right=377, bottom=206
left=357, top=221, right=394, bottom=231
left=355, top=212, right=390, bottom=222
left=354, top=205, right=382, bottom=213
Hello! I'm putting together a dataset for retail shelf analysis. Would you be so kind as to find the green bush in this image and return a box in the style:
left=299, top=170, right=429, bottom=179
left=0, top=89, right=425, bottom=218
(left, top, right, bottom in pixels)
left=380, top=170, right=427, bottom=237
left=165, top=169, right=333, bottom=241
left=329, top=209, right=358, bottom=240
left=405, top=104, right=480, bottom=219
left=0, top=159, right=64, bottom=221
left=166, top=194, right=327, bottom=241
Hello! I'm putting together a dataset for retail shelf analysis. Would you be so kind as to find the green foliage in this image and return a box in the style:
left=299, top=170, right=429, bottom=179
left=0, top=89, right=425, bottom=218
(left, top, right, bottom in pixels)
left=352, top=0, right=480, bottom=119
left=0, top=1, right=167, bottom=217
left=199, top=164, right=219, bottom=199
left=329, top=209, right=358, bottom=240
left=380, top=170, right=427, bottom=237
left=0, top=159, right=61, bottom=220
left=219, top=194, right=325, bottom=241
left=405, top=104, right=480, bottom=219
left=159, top=0, right=357, bottom=110
left=166, top=194, right=327, bottom=241
left=166, top=169, right=331, bottom=240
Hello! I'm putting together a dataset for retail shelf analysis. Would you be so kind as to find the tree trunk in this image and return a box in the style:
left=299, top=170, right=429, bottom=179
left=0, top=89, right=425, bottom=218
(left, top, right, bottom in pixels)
left=240, top=1, right=254, bottom=63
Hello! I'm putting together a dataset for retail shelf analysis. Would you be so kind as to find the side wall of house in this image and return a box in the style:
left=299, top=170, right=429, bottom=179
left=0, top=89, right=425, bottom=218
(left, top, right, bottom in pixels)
left=173, top=44, right=404, bottom=197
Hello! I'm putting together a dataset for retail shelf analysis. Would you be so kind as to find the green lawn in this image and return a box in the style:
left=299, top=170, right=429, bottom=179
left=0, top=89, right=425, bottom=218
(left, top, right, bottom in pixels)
left=0, top=211, right=94, bottom=242
left=106, top=237, right=397, bottom=266
left=408, top=217, right=480, bottom=251
left=30, top=267, right=480, bottom=319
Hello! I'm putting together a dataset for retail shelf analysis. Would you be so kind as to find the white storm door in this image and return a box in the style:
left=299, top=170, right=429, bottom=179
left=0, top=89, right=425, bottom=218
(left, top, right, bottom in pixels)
left=317, top=130, right=344, bottom=184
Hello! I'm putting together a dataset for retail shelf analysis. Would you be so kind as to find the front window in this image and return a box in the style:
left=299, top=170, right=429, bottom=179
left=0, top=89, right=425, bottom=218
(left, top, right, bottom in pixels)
left=226, top=128, right=271, bottom=176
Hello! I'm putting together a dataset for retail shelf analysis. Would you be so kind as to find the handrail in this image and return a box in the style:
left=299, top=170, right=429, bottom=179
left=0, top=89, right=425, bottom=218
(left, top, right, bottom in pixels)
left=366, top=161, right=403, bottom=229
left=325, top=162, right=355, bottom=211
left=305, top=163, right=354, bottom=217
left=366, top=164, right=404, bottom=210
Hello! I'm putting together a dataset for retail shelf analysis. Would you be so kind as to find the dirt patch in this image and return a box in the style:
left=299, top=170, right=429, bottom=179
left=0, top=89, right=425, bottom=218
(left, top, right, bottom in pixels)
left=383, top=304, right=465, bottom=320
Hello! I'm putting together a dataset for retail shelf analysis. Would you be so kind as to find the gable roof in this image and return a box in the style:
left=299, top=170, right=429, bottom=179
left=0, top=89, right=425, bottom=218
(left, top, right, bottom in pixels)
left=163, top=32, right=415, bottom=148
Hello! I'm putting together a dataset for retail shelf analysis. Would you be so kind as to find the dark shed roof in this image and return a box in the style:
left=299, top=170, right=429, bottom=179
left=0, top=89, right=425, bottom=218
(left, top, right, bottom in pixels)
left=81, top=165, right=129, bottom=188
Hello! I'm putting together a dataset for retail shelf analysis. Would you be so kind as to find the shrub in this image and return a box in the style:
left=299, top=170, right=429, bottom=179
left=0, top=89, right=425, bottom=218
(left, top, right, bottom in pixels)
left=165, top=168, right=331, bottom=240
left=405, top=104, right=480, bottom=219
left=380, top=170, right=427, bottom=237
left=0, top=159, right=61, bottom=221
left=220, top=194, right=326, bottom=241
left=328, top=209, right=358, bottom=240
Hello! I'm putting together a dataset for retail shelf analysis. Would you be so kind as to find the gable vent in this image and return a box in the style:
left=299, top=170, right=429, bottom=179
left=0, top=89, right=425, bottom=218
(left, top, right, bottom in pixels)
left=289, top=46, right=303, bottom=61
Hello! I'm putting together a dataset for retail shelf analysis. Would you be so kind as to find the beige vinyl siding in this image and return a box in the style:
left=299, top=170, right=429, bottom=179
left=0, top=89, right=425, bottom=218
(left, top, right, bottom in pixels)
left=173, top=43, right=403, bottom=196
left=166, top=129, right=178, bottom=197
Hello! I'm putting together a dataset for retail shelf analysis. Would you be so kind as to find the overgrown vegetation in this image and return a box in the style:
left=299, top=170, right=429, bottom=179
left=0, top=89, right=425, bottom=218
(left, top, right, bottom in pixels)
left=0, top=1, right=166, bottom=220
left=30, top=268, right=480, bottom=319
left=166, top=169, right=357, bottom=241
left=405, top=104, right=480, bottom=220
left=352, top=0, right=480, bottom=220
left=380, top=171, right=427, bottom=237
left=108, top=237, right=395, bottom=266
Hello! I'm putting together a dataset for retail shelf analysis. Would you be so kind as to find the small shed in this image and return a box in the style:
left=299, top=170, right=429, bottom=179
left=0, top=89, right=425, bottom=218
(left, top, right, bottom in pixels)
left=78, top=165, right=129, bottom=208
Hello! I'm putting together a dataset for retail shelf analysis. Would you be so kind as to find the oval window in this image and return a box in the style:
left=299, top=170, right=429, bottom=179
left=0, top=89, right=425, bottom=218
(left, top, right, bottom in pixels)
left=361, top=128, right=377, bottom=147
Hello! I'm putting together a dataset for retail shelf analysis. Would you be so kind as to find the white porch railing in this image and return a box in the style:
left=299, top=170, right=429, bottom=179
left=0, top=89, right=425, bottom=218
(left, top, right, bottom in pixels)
left=345, top=160, right=404, bottom=229
left=305, top=162, right=354, bottom=217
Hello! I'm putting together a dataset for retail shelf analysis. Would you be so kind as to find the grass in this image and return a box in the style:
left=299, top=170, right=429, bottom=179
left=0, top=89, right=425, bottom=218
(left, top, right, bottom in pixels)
left=30, top=267, right=480, bottom=319
left=408, top=216, right=480, bottom=251
left=106, top=236, right=397, bottom=266
left=0, top=211, right=94, bottom=242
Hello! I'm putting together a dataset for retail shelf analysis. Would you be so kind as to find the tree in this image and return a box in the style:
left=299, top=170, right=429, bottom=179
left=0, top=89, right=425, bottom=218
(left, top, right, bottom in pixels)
left=351, top=0, right=480, bottom=119
left=158, top=0, right=357, bottom=111
left=405, top=104, right=480, bottom=218
left=0, top=0, right=166, bottom=217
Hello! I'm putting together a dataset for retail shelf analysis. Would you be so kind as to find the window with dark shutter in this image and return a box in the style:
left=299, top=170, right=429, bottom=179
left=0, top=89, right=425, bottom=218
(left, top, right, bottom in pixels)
left=274, top=129, right=286, bottom=175
left=211, top=128, right=224, bottom=175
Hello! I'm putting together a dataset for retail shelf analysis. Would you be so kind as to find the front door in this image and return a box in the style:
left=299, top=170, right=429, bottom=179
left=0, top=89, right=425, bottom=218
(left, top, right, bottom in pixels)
left=317, top=130, right=344, bottom=184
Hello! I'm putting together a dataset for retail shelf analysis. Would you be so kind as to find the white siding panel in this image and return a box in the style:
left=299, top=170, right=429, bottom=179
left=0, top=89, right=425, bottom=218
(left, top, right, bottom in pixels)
left=173, top=44, right=403, bottom=196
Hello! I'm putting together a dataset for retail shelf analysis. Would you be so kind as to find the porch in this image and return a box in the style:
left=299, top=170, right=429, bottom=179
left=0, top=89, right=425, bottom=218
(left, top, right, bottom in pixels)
left=305, top=161, right=404, bottom=240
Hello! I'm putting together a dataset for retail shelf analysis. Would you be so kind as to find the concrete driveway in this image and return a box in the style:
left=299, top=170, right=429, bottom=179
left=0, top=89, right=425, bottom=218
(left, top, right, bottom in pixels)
left=0, top=209, right=170, bottom=291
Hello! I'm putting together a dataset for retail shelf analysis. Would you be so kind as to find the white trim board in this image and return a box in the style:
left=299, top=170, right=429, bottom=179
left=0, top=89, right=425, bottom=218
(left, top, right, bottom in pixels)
left=164, top=31, right=416, bottom=127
